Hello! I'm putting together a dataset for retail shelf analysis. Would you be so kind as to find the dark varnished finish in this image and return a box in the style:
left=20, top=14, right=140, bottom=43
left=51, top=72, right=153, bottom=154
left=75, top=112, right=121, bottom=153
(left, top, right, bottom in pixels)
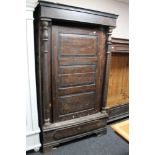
left=42, top=112, right=108, bottom=152
left=111, top=38, right=129, bottom=53
left=52, top=25, right=105, bottom=122
left=34, top=1, right=118, bottom=152
left=59, top=57, right=97, bottom=65
left=59, top=72, right=96, bottom=87
left=112, top=37, right=129, bottom=44
left=59, top=92, right=95, bottom=115
left=58, top=84, right=96, bottom=96
left=107, top=103, right=129, bottom=123
left=102, top=27, right=113, bottom=109
left=34, top=1, right=118, bottom=27
left=34, top=18, right=53, bottom=127
left=60, top=65, right=96, bottom=74
left=59, top=34, right=97, bottom=56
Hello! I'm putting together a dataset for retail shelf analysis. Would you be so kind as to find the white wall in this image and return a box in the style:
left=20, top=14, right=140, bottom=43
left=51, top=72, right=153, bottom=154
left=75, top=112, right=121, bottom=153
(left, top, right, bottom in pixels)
left=26, top=0, right=41, bottom=151
left=40, top=0, right=129, bottom=39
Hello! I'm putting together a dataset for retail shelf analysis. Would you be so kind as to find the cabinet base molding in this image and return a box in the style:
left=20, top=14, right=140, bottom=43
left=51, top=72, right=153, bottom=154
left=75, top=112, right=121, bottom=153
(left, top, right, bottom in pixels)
left=107, top=104, right=129, bottom=123
left=41, top=112, right=108, bottom=152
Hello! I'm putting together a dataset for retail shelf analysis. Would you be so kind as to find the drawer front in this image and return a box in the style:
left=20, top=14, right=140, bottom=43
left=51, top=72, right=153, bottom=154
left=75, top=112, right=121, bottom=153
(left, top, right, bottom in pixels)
left=43, top=117, right=107, bottom=143
left=54, top=119, right=105, bottom=140
left=52, top=25, right=106, bottom=122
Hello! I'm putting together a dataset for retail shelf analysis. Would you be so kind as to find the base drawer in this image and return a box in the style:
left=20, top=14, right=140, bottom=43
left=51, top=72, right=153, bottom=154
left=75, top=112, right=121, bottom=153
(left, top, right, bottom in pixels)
left=43, top=114, right=107, bottom=144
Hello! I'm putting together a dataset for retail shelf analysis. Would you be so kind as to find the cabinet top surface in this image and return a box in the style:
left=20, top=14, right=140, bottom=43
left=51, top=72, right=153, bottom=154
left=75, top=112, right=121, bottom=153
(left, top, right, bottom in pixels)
left=34, top=1, right=118, bottom=27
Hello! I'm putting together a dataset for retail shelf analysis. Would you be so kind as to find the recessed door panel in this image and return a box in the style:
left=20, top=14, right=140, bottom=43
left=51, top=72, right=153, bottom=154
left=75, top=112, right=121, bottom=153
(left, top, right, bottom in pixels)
left=59, top=72, right=96, bottom=87
left=60, top=34, right=97, bottom=56
left=59, top=65, right=96, bottom=74
left=59, top=92, right=96, bottom=115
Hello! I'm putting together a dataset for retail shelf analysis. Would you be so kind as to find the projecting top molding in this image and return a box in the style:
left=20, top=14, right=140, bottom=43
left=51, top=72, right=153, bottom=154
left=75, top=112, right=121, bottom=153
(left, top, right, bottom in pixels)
left=34, top=1, right=118, bottom=27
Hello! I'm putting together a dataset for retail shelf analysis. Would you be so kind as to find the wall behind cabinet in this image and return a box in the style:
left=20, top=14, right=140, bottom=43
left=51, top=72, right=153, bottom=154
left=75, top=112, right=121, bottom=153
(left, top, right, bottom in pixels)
left=40, top=0, right=129, bottom=39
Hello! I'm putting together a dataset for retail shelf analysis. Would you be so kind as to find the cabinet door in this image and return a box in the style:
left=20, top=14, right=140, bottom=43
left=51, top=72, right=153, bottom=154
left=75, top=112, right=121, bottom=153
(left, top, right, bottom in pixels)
left=52, top=25, right=106, bottom=122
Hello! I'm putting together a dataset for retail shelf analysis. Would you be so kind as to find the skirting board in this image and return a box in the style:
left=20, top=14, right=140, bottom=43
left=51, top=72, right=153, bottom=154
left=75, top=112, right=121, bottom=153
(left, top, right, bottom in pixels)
left=26, top=133, right=41, bottom=151
left=107, top=103, right=129, bottom=123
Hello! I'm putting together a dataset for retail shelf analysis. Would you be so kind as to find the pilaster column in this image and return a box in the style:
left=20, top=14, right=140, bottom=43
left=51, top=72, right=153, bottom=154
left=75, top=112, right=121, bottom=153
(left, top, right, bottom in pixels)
left=40, top=19, right=52, bottom=128
left=102, top=27, right=114, bottom=112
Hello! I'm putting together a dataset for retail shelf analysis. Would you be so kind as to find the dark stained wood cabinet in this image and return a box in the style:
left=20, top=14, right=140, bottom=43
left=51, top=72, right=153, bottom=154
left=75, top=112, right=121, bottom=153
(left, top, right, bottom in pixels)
left=34, top=1, right=118, bottom=152
left=106, top=38, right=129, bottom=122
left=51, top=26, right=106, bottom=122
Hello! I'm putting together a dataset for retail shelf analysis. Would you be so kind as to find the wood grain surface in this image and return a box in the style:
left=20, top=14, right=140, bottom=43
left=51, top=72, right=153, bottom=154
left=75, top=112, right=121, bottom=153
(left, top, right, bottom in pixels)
left=34, top=1, right=118, bottom=151
left=107, top=53, right=129, bottom=107
left=52, top=25, right=106, bottom=122
left=111, top=120, right=129, bottom=142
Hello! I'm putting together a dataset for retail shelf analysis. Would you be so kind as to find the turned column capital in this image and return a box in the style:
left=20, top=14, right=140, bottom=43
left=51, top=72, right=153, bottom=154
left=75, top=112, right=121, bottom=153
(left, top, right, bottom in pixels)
left=107, top=27, right=114, bottom=45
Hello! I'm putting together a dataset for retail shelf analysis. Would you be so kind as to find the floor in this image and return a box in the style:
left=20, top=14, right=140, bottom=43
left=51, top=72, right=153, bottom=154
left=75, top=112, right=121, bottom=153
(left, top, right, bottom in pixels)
left=27, top=126, right=129, bottom=155
left=112, top=120, right=129, bottom=142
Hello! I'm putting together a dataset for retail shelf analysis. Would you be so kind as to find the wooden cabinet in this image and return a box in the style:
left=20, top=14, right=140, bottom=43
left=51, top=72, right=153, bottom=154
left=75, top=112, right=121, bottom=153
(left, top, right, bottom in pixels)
left=34, top=1, right=118, bottom=152
left=107, top=38, right=129, bottom=122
